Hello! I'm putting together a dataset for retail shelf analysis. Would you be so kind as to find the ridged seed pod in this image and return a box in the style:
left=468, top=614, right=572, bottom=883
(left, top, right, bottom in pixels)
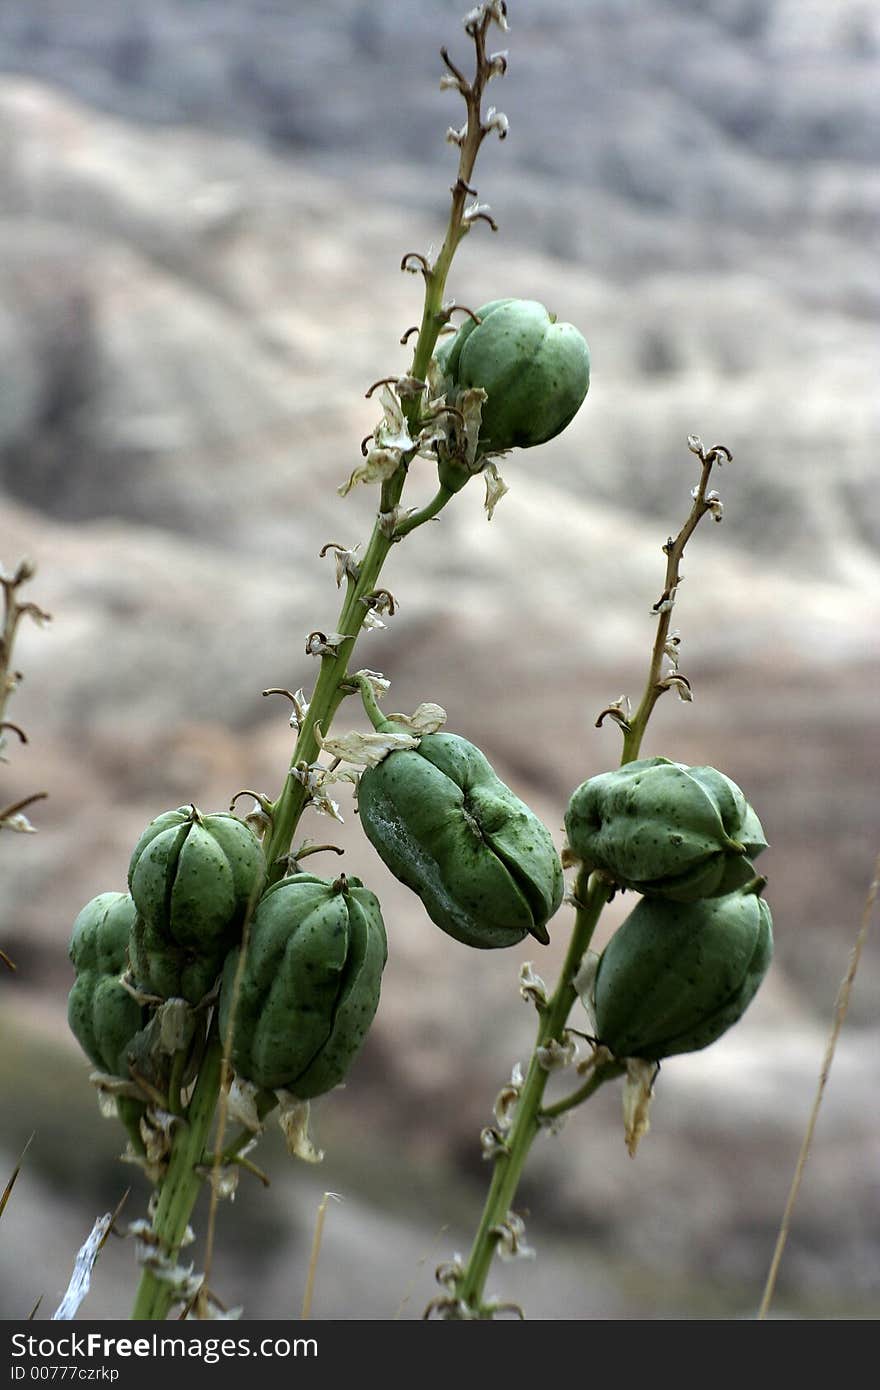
left=565, top=757, right=767, bottom=901
left=219, top=873, right=387, bottom=1097
left=357, top=730, right=563, bottom=948
left=436, top=298, right=590, bottom=457
left=67, top=891, right=144, bottom=1077
left=594, top=880, right=773, bottom=1062
left=128, top=915, right=221, bottom=1007
left=128, top=805, right=265, bottom=1002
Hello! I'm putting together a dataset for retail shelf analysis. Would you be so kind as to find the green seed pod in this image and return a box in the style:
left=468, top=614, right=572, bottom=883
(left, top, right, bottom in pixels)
left=565, top=757, right=768, bottom=901
left=128, top=805, right=265, bottom=1002
left=219, top=873, right=387, bottom=1097
left=357, top=730, right=563, bottom=948
left=435, top=298, right=590, bottom=457
left=594, top=880, right=773, bottom=1062
left=67, top=892, right=144, bottom=1077
left=128, top=914, right=221, bottom=1006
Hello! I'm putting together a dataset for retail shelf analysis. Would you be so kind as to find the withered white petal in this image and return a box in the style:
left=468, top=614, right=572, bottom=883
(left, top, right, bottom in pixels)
left=573, top=950, right=600, bottom=1032
left=386, top=702, right=447, bottom=736
left=518, top=961, right=548, bottom=1007
left=339, top=447, right=402, bottom=496
left=318, top=728, right=419, bottom=767
left=276, top=1093, right=324, bottom=1164
left=225, top=1076, right=265, bottom=1134
left=483, top=461, right=509, bottom=519
left=622, top=1058, right=657, bottom=1158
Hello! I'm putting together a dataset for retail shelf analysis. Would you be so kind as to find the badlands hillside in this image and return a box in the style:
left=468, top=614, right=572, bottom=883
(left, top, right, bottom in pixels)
left=1, top=0, right=878, bottom=1319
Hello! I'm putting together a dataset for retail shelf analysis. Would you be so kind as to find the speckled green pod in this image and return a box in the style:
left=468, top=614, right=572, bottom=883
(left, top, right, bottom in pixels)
left=128, top=914, right=221, bottom=1006
left=67, top=892, right=144, bottom=1077
left=565, top=757, right=768, bottom=901
left=594, top=880, right=773, bottom=1061
left=357, top=730, right=563, bottom=948
left=128, top=806, right=265, bottom=1002
left=219, top=873, right=387, bottom=1097
left=435, top=298, right=590, bottom=456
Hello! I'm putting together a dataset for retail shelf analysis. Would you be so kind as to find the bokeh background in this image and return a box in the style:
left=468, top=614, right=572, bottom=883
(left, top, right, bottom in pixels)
left=1, top=0, right=878, bottom=1320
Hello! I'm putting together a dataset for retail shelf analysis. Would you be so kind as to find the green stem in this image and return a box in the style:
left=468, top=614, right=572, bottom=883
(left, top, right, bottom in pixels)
left=166, top=1049, right=187, bottom=1118
left=455, top=870, right=610, bottom=1315
left=261, top=514, right=401, bottom=883
left=392, top=485, right=454, bottom=540
left=131, top=1036, right=223, bottom=1321
left=352, top=672, right=388, bottom=732
left=130, top=16, right=503, bottom=1321
left=202, top=1151, right=270, bottom=1187
left=620, top=453, right=715, bottom=764
left=539, top=1059, right=625, bottom=1121
left=261, top=56, right=490, bottom=882
left=453, top=444, right=728, bottom=1315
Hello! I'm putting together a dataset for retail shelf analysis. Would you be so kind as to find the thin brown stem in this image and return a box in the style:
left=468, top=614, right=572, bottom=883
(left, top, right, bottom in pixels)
left=620, top=443, right=727, bottom=762
left=758, top=848, right=880, bottom=1318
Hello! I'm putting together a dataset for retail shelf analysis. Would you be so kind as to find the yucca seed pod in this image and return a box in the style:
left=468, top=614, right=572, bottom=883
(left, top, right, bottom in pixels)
left=67, top=891, right=144, bottom=1077
left=358, top=730, right=563, bottom=948
left=435, top=298, right=590, bottom=457
left=127, top=805, right=265, bottom=1001
left=219, top=873, right=387, bottom=1098
left=128, top=914, right=221, bottom=1007
left=593, top=879, right=773, bottom=1062
left=565, top=757, right=767, bottom=901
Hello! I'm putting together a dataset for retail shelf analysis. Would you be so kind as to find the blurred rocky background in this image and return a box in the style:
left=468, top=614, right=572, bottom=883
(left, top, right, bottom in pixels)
left=1, top=0, right=878, bottom=1320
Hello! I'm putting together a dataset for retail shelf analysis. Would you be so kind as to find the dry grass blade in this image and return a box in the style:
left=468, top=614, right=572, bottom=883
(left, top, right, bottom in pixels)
left=0, top=946, right=16, bottom=971
left=200, top=885, right=262, bottom=1302
left=301, top=1192, right=341, bottom=1320
left=758, top=848, right=880, bottom=1319
left=102, top=1187, right=132, bottom=1248
left=394, top=1225, right=450, bottom=1319
left=0, top=1132, right=34, bottom=1221
left=51, top=1190, right=128, bottom=1322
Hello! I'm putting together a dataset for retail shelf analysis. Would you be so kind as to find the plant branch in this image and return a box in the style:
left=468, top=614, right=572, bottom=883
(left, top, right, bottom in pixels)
left=448, top=439, right=732, bottom=1316
left=758, top=846, right=880, bottom=1318
left=129, top=9, right=510, bottom=1321
left=0, top=561, right=50, bottom=736
left=392, top=485, right=455, bottom=540
left=261, top=11, right=506, bottom=881
left=620, top=439, right=729, bottom=763
left=453, top=868, right=610, bottom=1316
left=131, top=1032, right=223, bottom=1321
left=539, top=1057, right=625, bottom=1121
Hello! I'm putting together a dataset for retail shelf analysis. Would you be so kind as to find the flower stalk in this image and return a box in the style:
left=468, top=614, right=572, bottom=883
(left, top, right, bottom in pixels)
left=447, top=438, right=733, bottom=1317
left=131, top=1033, right=223, bottom=1321
left=453, top=868, right=613, bottom=1315
left=620, top=438, right=729, bottom=765
left=261, top=3, right=504, bottom=883
left=127, top=4, right=511, bottom=1319
left=1, top=559, right=50, bottom=836
left=54, top=0, right=759, bottom=1323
